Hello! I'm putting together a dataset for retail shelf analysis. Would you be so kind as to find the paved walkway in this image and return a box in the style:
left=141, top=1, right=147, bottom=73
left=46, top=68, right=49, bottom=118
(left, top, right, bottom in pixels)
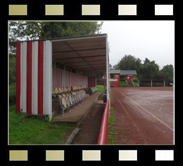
left=54, top=92, right=102, bottom=123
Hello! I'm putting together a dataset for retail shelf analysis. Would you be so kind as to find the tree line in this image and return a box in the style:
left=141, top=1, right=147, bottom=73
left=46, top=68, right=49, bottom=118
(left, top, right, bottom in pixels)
left=112, top=55, right=173, bottom=81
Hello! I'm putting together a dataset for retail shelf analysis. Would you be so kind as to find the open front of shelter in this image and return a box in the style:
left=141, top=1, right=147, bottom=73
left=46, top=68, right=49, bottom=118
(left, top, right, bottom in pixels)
left=15, top=34, right=110, bottom=123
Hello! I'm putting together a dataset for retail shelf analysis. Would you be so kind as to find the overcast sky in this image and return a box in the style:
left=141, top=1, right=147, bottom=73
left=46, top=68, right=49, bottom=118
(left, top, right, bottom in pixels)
left=100, top=21, right=174, bottom=69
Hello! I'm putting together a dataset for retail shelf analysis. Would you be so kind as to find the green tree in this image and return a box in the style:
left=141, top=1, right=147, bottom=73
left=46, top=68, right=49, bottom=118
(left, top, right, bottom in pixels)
left=9, top=54, right=16, bottom=84
left=41, top=22, right=103, bottom=39
left=113, top=64, right=119, bottom=70
left=9, top=21, right=103, bottom=54
left=9, top=21, right=103, bottom=41
left=138, top=58, right=159, bottom=79
left=117, top=55, right=137, bottom=70
left=160, top=64, right=173, bottom=80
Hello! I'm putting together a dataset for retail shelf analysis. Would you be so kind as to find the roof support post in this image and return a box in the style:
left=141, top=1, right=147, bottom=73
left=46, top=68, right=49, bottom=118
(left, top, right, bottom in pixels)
left=106, top=37, right=110, bottom=109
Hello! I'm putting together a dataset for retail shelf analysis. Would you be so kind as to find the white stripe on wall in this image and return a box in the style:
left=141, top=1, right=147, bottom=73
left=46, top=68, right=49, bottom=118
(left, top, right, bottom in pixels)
left=21, top=42, right=27, bottom=113
left=32, top=41, right=38, bottom=115
left=48, top=41, right=52, bottom=120
left=43, top=41, right=46, bottom=115
left=43, top=41, right=52, bottom=119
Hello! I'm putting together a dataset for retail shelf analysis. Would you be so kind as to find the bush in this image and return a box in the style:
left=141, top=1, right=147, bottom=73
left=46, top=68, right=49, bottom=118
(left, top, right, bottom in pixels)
left=9, top=55, right=16, bottom=85
left=9, top=83, right=16, bottom=105
left=133, top=78, right=138, bottom=83
left=132, top=82, right=139, bottom=87
left=120, top=81, right=127, bottom=87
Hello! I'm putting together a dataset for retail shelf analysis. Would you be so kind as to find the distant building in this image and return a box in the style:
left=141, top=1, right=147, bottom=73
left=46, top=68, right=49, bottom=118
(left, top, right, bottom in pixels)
left=110, top=70, right=137, bottom=87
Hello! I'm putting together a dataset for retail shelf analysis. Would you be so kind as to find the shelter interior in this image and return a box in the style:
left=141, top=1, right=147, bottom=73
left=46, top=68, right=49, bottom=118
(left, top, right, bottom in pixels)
left=51, top=34, right=109, bottom=119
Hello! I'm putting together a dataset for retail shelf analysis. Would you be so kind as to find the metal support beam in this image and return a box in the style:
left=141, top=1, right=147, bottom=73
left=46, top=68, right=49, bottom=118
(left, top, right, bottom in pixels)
left=54, top=54, right=106, bottom=60
left=106, top=36, right=110, bottom=109
left=53, top=47, right=106, bottom=54
left=64, top=41, right=98, bottom=72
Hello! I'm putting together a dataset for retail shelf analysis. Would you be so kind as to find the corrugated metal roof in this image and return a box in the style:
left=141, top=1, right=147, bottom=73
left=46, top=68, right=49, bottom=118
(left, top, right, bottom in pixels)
left=52, top=34, right=107, bottom=73
left=120, top=70, right=137, bottom=75
left=110, top=70, right=137, bottom=75
left=109, top=70, right=121, bottom=74
left=13, top=34, right=108, bottom=74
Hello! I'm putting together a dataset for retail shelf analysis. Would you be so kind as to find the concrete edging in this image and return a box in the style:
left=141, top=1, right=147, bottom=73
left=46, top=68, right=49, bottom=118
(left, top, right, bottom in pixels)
left=65, top=127, right=80, bottom=144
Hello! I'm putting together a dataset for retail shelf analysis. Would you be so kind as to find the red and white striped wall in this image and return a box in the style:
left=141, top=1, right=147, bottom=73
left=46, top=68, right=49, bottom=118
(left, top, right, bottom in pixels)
left=16, top=40, right=52, bottom=119
left=52, top=67, right=88, bottom=88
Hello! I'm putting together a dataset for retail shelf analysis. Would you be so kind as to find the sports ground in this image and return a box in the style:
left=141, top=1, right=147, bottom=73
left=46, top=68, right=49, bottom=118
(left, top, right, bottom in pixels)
left=111, top=87, right=173, bottom=145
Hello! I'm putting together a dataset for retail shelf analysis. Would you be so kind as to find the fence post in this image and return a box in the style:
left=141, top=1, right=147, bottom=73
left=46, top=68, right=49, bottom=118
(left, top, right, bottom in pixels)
left=151, top=80, right=152, bottom=87
left=164, top=80, right=165, bottom=87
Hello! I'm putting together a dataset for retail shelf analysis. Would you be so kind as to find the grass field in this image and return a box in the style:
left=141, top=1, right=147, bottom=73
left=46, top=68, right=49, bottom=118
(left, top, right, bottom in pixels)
left=109, top=107, right=114, bottom=144
left=96, top=85, right=105, bottom=92
left=9, top=105, right=76, bottom=145
left=109, top=89, right=115, bottom=144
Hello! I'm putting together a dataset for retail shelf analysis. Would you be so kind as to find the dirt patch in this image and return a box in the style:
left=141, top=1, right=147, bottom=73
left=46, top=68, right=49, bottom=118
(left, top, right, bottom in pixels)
left=111, top=87, right=173, bottom=145
left=72, top=104, right=105, bottom=144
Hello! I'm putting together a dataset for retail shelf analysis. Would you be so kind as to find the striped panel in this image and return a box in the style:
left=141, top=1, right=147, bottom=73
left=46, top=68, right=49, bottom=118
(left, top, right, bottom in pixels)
left=43, top=41, right=52, bottom=119
left=65, top=71, right=70, bottom=87
left=52, top=68, right=88, bottom=88
left=16, top=42, right=21, bottom=113
left=32, top=42, right=38, bottom=115
left=62, top=70, right=65, bottom=86
left=21, top=42, right=27, bottom=113
left=27, top=42, right=32, bottom=115
left=38, top=41, right=44, bottom=115
left=16, top=40, right=52, bottom=118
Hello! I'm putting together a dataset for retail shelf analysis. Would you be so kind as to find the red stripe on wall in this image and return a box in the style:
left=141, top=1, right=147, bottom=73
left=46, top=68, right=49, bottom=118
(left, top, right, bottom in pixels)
left=88, top=77, right=95, bottom=87
left=26, top=42, right=32, bottom=115
left=38, top=41, right=44, bottom=115
left=16, top=42, right=21, bottom=113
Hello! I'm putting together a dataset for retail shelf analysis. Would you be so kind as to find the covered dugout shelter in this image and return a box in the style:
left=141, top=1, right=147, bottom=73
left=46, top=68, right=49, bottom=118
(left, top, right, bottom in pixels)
left=15, top=34, right=110, bottom=120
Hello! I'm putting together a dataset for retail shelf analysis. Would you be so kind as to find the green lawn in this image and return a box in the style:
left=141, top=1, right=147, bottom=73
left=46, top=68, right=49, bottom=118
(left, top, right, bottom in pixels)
left=9, top=105, right=76, bottom=145
left=108, top=107, right=114, bottom=144
left=108, top=89, right=115, bottom=144
left=96, top=85, right=105, bottom=92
